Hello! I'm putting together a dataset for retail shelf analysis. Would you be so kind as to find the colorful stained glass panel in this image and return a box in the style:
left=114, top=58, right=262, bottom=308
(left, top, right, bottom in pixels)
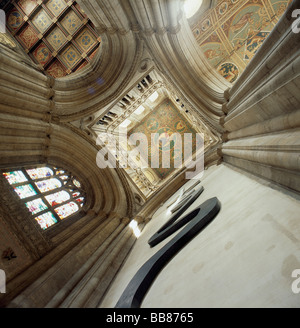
left=35, top=178, right=62, bottom=193
left=59, top=175, right=68, bottom=181
left=45, top=191, right=70, bottom=206
left=14, top=184, right=37, bottom=199
left=3, top=171, right=28, bottom=185
left=73, top=179, right=81, bottom=188
left=25, top=198, right=48, bottom=215
left=26, top=167, right=53, bottom=180
left=35, top=211, right=58, bottom=230
left=54, top=202, right=79, bottom=219
left=55, top=169, right=65, bottom=175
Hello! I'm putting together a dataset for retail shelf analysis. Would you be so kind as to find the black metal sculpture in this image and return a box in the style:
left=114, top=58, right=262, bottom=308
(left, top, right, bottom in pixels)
left=115, top=196, right=221, bottom=308
left=148, top=186, right=204, bottom=248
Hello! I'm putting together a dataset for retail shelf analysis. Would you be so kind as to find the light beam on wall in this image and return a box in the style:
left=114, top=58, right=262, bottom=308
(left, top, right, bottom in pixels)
left=129, top=220, right=141, bottom=238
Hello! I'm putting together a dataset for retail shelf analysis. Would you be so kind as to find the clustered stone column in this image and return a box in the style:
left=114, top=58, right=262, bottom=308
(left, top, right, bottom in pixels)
left=0, top=34, right=138, bottom=307
left=220, top=0, right=300, bottom=194
left=6, top=214, right=137, bottom=308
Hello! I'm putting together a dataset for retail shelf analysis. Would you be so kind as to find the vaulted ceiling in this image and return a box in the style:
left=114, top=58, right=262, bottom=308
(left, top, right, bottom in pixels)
left=0, top=0, right=292, bottom=200
left=90, top=68, right=218, bottom=198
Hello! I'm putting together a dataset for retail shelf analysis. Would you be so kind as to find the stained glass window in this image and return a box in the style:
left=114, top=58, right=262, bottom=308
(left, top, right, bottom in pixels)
left=35, top=178, right=62, bottom=193
left=54, top=169, right=65, bottom=175
left=54, top=202, right=79, bottom=219
left=3, top=171, right=28, bottom=185
left=14, top=184, right=37, bottom=199
left=2, top=165, right=85, bottom=230
left=26, top=167, right=53, bottom=180
left=73, top=179, right=81, bottom=188
left=58, top=175, right=69, bottom=181
left=45, top=191, right=70, bottom=206
left=26, top=198, right=48, bottom=215
left=35, top=212, right=58, bottom=230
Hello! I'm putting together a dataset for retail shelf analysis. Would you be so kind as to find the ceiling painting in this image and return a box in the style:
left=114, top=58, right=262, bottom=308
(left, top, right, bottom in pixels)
left=1, top=0, right=101, bottom=78
left=128, top=99, right=198, bottom=180
left=191, top=0, right=292, bottom=83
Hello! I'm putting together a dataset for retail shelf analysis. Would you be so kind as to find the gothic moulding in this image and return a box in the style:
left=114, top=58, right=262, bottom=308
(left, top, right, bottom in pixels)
left=125, top=0, right=231, bottom=132
left=220, top=0, right=300, bottom=194
left=52, top=0, right=231, bottom=130
left=52, top=29, right=144, bottom=122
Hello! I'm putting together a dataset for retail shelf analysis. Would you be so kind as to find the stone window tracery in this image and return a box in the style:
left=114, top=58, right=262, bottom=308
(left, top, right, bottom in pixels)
left=2, top=165, right=85, bottom=230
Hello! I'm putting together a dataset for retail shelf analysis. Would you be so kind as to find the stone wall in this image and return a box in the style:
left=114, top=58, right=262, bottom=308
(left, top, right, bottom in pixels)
left=0, top=35, right=137, bottom=308
left=221, top=0, right=300, bottom=194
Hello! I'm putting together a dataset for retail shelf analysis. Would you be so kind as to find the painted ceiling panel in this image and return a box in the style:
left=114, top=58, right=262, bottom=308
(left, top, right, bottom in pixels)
left=191, top=0, right=292, bottom=83
left=128, top=99, right=198, bottom=180
left=46, top=27, right=67, bottom=51
left=18, top=0, right=38, bottom=16
left=1, top=0, right=101, bottom=78
left=46, top=0, right=67, bottom=16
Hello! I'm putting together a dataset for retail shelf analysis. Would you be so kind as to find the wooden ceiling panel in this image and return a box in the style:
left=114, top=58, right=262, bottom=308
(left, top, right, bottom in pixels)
left=2, top=0, right=101, bottom=78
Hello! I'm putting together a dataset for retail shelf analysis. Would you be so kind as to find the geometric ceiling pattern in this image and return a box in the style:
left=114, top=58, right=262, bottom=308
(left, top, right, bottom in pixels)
left=128, top=98, right=198, bottom=180
left=191, top=0, right=292, bottom=83
left=1, top=0, right=100, bottom=78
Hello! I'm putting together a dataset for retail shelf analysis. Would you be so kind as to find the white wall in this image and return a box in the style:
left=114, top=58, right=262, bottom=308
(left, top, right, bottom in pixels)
left=101, top=164, right=300, bottom=308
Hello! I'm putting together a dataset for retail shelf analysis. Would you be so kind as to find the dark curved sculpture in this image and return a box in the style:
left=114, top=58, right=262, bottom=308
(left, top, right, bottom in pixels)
left=115, top=197, right=221, bottom=308
left=148, top=186, right=204, bottom=248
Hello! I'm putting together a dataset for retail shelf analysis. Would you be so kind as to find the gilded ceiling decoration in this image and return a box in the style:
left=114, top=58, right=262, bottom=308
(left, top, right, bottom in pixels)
left=1, top=0, right=101, bottom=78
left=128, top=99, right=198, bottom=180
left=191, top=0, right=292, bottom=83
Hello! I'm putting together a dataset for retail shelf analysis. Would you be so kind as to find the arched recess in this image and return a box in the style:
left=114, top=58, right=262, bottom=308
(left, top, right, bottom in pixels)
left=47, top=123, right=134, bottom=217
left=0, top=113, right=137, bottom=307
left=3, top=165, right=86, bottom=229
left=49, top=0, right=231, bottom=132
left=113, top=0, right=231, bottom=135
left=0, top=113, right=135, bottom=221
left=52, top=28, right=144, bottom=122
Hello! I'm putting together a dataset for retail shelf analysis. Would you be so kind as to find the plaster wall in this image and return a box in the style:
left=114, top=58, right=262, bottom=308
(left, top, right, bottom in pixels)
left=101, top=164, right=300, bottom=308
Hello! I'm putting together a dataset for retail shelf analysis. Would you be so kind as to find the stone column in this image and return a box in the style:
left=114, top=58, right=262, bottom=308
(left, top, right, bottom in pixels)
left=54, top=217, right=137, bottom=308
left=0, top=45, right=52, bottom=119
left=220, top=0, right=300, bottom=194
